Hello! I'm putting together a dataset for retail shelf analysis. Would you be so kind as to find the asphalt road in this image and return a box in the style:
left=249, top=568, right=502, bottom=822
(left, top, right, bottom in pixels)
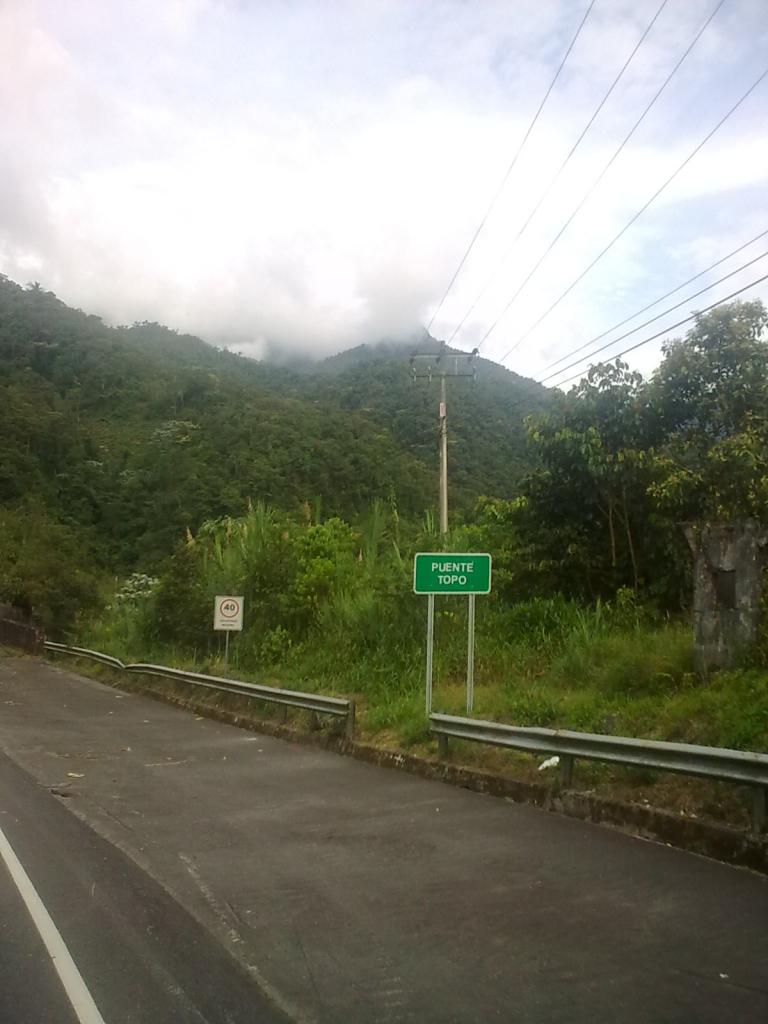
left=0, top=748, right=288, bottom=1023
left=0, top=826, right=79, bottom=1024
left=1, top=653, right=767, bottom=1023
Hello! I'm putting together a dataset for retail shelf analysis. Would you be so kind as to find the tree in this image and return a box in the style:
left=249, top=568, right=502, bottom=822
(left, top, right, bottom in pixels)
left=508, top=361, right=656, bottom=600
left=0, top=505, right=102, bottom=633
left=648, top=300, right=768, bottom=523
left=507, top=301, right=768, bottom=608
left=649, top=300, right=767, bottom=442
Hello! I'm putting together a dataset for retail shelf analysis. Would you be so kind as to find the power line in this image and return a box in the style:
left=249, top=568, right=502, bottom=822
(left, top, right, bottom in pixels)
left=496, top=62, right=768, bottom=364
left=444, top=0, right=670, bottom=347
left=540, top=227, right=768, bottom=374
left=551, top=271, right=768, bottom=390
left=497, top=271, right=768, bottom=418
left=422, top=0, right=597, bottom=336
left=470, top=0, right=728, bottom=354
left=444, top=269, right=768, bottom=428
left=540, top=247, right=768, bottom=385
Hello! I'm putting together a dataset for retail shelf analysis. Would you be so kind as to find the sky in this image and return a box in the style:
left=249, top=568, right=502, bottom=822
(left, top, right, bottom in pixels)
left=1, top=0, right=767, bottom=385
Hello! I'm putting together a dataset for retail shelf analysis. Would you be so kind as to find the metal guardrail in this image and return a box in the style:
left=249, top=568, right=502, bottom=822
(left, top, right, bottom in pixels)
left=127, top=663, right=354, bottom=736
left=44, top=643, right=355, bottom=738
left=430, top=712, right=768, bottom=830
left=40, top=642, right=768, bottom=830
left=44, top=641, right=126, bottom=671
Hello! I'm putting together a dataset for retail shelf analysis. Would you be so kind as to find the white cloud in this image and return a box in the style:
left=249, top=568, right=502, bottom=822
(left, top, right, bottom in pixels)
left=0, top=0, right=766, bottom=381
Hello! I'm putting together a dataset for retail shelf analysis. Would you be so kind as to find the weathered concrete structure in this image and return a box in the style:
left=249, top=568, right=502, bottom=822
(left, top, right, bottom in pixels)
left=684, top=521, right=768, bottom=672
left=0, top=604, right=44, bottom=654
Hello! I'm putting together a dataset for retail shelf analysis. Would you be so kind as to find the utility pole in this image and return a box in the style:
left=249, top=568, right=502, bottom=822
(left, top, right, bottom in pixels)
left=411, top=347, right=481, bottom=720
left=439, top=373, right=448, bottom=535
left=411, top=341, right=477, bottom=538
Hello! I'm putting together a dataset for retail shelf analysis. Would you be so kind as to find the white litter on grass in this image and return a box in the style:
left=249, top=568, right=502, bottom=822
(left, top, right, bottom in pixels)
left=538, top=756, right=560, bottom=772
left=66, top=772, right=85, bottom=779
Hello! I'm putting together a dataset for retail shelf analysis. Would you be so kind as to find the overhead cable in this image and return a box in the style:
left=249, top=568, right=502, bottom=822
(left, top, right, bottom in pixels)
left=540, top=247, right=768, bottom=384
left=445, top=0, right=670, bottom=346
left=472, top=0, right=728, bottom=354
left=422, top=0, right=597, bottom=336
left=492, top=270, right=768, bottom=421
left=550, top=271, right=768, bottom=390
left=496, top=62, right=768, bottom=365
left=539, top=227, right=768, bottom=374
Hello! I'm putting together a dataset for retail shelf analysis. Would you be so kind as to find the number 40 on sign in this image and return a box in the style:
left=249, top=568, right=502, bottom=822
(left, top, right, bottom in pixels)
left=214, top=596, right=244, bottom=631
left=213, top=595, right=244, bottom=672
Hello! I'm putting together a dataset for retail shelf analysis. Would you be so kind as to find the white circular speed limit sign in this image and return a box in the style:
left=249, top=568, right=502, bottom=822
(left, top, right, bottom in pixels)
left=213, top=595, right=244, bottom=631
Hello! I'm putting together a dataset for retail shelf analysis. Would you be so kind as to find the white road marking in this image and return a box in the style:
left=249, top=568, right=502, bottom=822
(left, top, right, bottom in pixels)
left=0, top=824, right=107, bottom=1024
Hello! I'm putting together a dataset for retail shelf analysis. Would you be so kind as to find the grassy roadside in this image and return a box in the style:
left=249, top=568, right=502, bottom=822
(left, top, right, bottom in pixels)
left=78, top=597, right=768, bottom=831
left=39, top=649, right=760, bottom=834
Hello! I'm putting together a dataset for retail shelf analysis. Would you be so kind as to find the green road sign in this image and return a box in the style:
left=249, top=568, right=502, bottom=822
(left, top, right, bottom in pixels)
left=413, top=552, right=492, bottom=595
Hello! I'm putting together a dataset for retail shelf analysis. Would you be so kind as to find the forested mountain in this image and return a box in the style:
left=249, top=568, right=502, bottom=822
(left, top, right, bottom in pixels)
left=270, top=340, right=551, bottom=500
left=0, top=276, right=549, bottom=575
left=74, top=299, right=768, bottom=768
left=3, top=272, right=766, bottom=650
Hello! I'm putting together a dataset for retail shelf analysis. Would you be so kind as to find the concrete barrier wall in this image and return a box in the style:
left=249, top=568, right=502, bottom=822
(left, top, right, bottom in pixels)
left=0, top=617, right=45, bottom=654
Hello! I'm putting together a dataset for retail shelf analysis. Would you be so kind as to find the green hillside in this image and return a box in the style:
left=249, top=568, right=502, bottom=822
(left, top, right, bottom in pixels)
left=0, top=277, right=548, bottom=577
left=305, top=344, right=551, bottom=498
left=5, top=276, right=768, bottom=811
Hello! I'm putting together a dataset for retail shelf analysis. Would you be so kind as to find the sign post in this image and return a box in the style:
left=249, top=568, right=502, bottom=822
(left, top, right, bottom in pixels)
left=466, top=592, right=476, bottom=713
left=425, top=593, right=435, bottom=715
left=213, top=595, right=244, bottom=672
left=413, top=554, right=491, bottom=714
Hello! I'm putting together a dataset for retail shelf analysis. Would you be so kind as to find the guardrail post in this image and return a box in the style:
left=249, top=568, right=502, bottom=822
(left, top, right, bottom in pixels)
left=346, top=700, right=356, bottom=740
left=559, top=754, right=574, bottom=788
left=438, top=733, right=449, bottom=759
left=277, top=705, right=288, bottom=724
left=752, top=785, right=766, bottom=832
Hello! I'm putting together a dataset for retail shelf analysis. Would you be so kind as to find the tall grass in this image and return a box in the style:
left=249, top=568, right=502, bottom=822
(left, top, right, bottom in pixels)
left=80, top=500, right=767, bottom=758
